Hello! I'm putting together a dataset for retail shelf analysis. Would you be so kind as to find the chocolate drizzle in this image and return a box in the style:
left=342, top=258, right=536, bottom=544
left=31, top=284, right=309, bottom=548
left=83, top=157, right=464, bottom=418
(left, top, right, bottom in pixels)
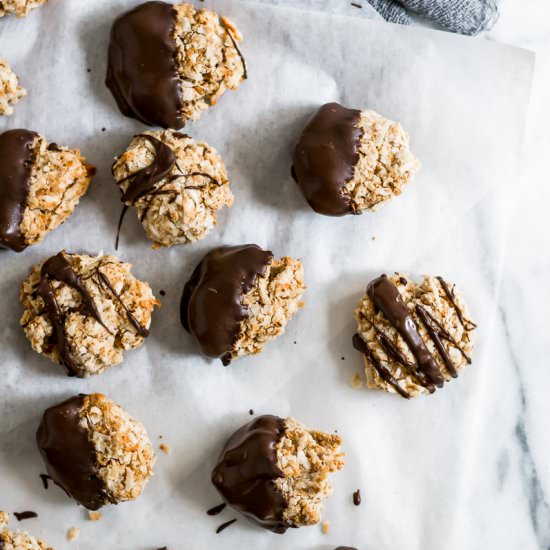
left=36, top=394, right=108, bottom=510
left=0, top=129, right=38, bottom=252
left=211, top=415, right=289, bottom=533
left=367, top=275, right=445, bottom=387
left=292, top=102, right=362, bottom=216
left=207, top=503, right=226, bottom=516
left=106, top=1, right=184, bottom=129
left=216, top=518, right=237, bottom=534
left=436, top=276, right=477, bottom=330
left=13, top=511, right=38, bottom=521
left=37, top=252, right=106, bottom=377
left=180, top=245, right=273, bottom=364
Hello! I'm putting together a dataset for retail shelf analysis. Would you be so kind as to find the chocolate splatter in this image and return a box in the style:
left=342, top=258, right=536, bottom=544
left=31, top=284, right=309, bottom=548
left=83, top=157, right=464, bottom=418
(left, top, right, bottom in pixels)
left=0, top=129, right=38, bottom=252
left=216, top=518, right=237, bottom=534
left=13, top=511, right=38, bottom=521
left=211, top=415, right=289, bottom=533
left=106, top=1, right=184, bottom=129
left=206, top=503, right=226, bottom=516
left=39, top=474, right=51, bottom=489
left=353, top=489, right=361, bottom=506
left=292, top=103, right=362, bottom=216
left=159, top=290, right=166, bottom=297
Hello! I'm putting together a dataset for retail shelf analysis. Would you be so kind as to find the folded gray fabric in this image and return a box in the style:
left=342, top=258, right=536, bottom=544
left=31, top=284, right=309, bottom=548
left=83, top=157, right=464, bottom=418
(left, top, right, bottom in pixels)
left=367, top=0, right=499, bottom=35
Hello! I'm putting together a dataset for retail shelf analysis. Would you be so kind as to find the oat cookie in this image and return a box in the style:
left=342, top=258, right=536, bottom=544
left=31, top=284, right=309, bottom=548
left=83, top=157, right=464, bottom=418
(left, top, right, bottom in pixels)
left=0, top=130, right=94, bottom=252
left=106, top=1, right=246, bottom=129
left=20, top=251, right=158, bottom=377
left=36, top=393, right=156, bottom=510
left=0, top=0, right=47, bottom=18
left=353, top=273, right=476, bottom=398
left=181, top=244, right=305, bottom=365
left=0, top=59, right=26, bottom=115
left=212, top=415, right=344, bottom=533
left=0, top=512, right=52, bottom=550
left=292, top=102, right=420, bottom=216
left=112, top=130, right=233, bottom=248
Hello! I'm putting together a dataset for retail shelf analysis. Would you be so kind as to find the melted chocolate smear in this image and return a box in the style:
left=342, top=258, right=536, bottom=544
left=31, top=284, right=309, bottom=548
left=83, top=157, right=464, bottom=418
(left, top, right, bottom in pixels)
left=37, top=253, right=106, bottom=377
left=0, top=129, right=38, bottom=252
left=367, top=275, right=445, bottom=387
left=207, top=503, right=226, bottom=516
left=353, top=333, right=410, bottom=399
left=13, top=511, right=38, bottom=521
left=36, top=394, right=107, bottom=510
left=437, top=276, right=477, bottom=330
left=106, top=1, right=184, bottom=129
left=211, top=415, right=288, bottom=533
left=353, top=489, right=361, bottom=506
left=96, top=268, right=149, bottom=337
left=216, top=518, right=237, bottom=534
left=292, top=102, right=362, bottom=216
left=39, top=474, right=51, bottom=489
left=180, top=245, right=273, bottom=362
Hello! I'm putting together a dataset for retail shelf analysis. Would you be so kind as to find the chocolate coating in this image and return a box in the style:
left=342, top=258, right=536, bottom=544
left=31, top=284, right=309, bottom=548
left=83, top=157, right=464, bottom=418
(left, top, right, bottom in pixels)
left=106, top=1, right=184, bottom=129
left=180, top=244, right=273, bottom=364
left=211, top=415, right=288, bottom=533
left=292, top=102, right=362, bottom=216
left=0, top=129, right=37, bottom=252
left=36, top=394, right=108, bottom=510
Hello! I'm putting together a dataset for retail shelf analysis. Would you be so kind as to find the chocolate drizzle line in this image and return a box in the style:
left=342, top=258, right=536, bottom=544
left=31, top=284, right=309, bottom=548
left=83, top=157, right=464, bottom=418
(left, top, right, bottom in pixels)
left=436, top=276, right=477, bottom=330
left=207, top=503, right=226, bottom=516
left=220, top=19, right=248, bottom=80
left=211, top=415, right=289, bottom=533
left=216, top=518, right=237, bottom=534
left=37, top=252, right=107, bottom=377
left=0, top=129, right=38, bottom=252
left=292, top=102, right=362, bottom=216
left=13, top=511, right=38, bottom=521
left=39, top=473, right=51, bottom=489
left=367, top=275, right=445, bottom=387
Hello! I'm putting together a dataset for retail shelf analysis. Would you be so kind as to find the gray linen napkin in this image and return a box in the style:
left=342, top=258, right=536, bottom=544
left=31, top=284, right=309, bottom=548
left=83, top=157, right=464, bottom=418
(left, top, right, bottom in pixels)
left=367, top=0, right=499, bottom=35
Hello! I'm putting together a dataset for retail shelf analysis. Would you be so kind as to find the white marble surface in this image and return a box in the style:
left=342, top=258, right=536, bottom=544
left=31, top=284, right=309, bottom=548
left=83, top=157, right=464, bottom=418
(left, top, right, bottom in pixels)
left=0, top=1, right=546, bottom=549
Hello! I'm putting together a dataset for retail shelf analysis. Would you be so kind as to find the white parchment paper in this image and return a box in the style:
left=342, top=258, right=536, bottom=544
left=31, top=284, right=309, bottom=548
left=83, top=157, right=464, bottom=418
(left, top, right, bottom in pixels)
left=0, top=1, right=534, bottom=549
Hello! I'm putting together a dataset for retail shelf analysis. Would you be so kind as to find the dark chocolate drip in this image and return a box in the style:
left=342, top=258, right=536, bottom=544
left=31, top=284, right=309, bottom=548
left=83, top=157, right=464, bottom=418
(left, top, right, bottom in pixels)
left=367, top=275, right=445, bottom=387
left=106, top=1, right=184, bottom=129
left=352, top=333, right=410, bottom=399
left=207, top=503, right=226, bottom=516
left=96, top=268, right=149, bottom=337
left=0, top=129, right=38, bottom=252
left=13, top=511, right=38, bottom=521
left=37, top=252, right=107, bottom=377
left=180, top=245, right=273, bottom=363
left=436, top=276, right=477, bottom=330
left=353, top=489, right=361, bottom=506
left=216, top=518, right=237, bottom=534
left=39, top=473, right=51, bottom=489
left=211, top=415, right=289, bottom=533
left=115, top=204, right=129, bottom=250
left=220, top=19, right=247, bottom=80
left=292, top=102, right=362, bottom=216
left=36, top=394, right=108, bottom=510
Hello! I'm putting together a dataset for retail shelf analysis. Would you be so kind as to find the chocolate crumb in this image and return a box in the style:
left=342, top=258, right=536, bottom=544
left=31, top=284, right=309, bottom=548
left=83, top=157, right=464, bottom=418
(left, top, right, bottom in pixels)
left=249, top=409, right=254, bottom=415
left=341, top=356, right=345, bottom=360
left=399, top=277, right=408, bottom=285
left=160, top=289, right=166, bottom=296
left=39, top=473, right=51, bottom=489
left=351, top=2, right=362, bottom=7
left=14, top=511, right=38, bottom=521
left=216, top=518, right=237, bottom=533
left=353, top=489, right=361, bottom=506
left=156, top=547, right=168, bottom=550
left=101, top=127, right=106, bottom=132
left=293, top=341, right=297, bottom=344
left=87, top=68, right=91, bottom=73
left=207, top=503, right=226, bottom=516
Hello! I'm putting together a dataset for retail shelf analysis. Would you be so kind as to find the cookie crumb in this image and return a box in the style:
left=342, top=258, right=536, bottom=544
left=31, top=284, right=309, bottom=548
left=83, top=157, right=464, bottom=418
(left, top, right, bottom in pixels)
left=160, top=443, right=171, bottom=454
left=351, top=373, right=363, bottom=389
left=66, top=527, right=80, bottom=541
left=88, top=511, right=102, bottom=521
left=0, top=511, right=9, bottom=527
left=322, top=520, right=331, bottom=534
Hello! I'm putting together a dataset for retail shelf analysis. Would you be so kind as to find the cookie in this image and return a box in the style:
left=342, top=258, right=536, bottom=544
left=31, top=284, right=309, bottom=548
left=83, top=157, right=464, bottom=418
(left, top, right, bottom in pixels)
left=106, top=1, right=246, bottom=129
left=20, top=251, right=158, bottom=377
left=112, top=130, right=233, bottom=248
left=212, top=415, right=344, bottom=533
left=0, top=0, right=47, bottom=18
left=36, top=393, right=156, bottom=511
left=0, top=59, right=26, bottom=115
left=0, top=130, right=94, bottom=252
left=292, top=102, right=420, bottom=216
left=353, top=273, right=476, bottom=398
left=181, top=245, right=305, bottom=365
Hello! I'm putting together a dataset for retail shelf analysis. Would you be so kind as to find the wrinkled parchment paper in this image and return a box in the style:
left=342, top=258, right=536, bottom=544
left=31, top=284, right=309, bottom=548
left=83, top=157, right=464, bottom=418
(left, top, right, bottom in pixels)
left=0, top=1, right=534, bottom=549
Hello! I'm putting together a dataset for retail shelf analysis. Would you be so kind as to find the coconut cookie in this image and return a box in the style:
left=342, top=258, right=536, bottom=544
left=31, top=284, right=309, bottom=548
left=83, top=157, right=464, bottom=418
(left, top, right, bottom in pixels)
left=0, top=130, right=94, bottom=252
left=112, top=130, right=233, bottom=248
left=0, top=59, right=26, bottom=115
left=20, top=251, right=158, bottom=377
left=0, top=512, right=53, bottom=550
left=0, top=0, right=47, bottom=18
left=292, top=102, right=420, bottom=216
left=106, top=1, right=246, bottom=129
left=353, top=273, right=476, bottom=399
left=181, top=245, right=305, bottom=365
left=36, top=393, right=156, bottom=511
left=212, top=415, right=344, bottom=533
